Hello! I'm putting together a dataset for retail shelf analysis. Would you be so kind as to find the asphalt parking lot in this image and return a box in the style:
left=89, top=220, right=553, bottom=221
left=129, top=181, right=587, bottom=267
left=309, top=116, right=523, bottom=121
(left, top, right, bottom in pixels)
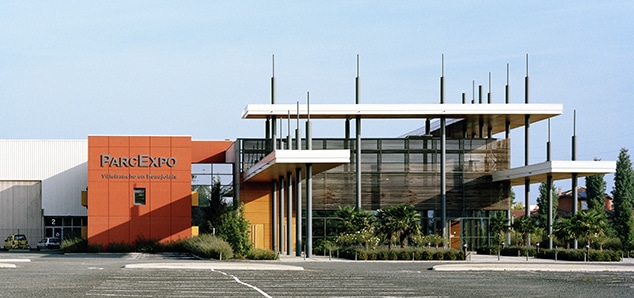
left=1, top=251, right=634, bottom=297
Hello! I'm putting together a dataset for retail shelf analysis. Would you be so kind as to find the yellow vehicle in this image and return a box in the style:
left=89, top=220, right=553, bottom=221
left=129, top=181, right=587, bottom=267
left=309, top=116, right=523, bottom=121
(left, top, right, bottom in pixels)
left=4, top=234, right=29, bottom=250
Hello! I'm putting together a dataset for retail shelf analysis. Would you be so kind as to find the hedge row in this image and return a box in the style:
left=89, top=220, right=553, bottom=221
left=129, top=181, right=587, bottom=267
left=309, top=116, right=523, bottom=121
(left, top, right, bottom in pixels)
left=476, top=245, right=623, bottom=261
left=60, top=235, right=278, bottom=260
left=339, top=247, right=465, bottom=261
left=536, top=249, right=622, bottom=261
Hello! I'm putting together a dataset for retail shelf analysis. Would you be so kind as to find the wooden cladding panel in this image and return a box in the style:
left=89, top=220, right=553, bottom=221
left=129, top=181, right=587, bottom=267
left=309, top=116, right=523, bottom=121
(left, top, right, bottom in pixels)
left=310, top=138, right=510, bottom=212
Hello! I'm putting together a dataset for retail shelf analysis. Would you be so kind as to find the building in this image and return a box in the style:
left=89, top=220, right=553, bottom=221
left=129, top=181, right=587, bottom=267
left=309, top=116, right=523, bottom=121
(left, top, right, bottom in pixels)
left=557, top=187, right=613, bottom=217
left=0, top=63, right=617, bottom=254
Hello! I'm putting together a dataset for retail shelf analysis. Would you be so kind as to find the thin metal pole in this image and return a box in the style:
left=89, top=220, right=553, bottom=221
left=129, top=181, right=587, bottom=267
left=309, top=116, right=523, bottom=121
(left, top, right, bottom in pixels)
left=295, top=167, right=302, bottom=256
left=271, top=180, right=278, bottom=252
left=287, top=111, right=291, bottom=150
left=279, top=176, right=285, bottom=254
left=571, top=110, right=578, bottom=249
left=286, top=172, right=293, bottom=255
left=505, top=64, right=511, bottom=245
left=547, top=174, right=553, bottom=249
left=295, top=101, right=303, bottom=256
left=478, top=85, right=484, bottom=138
left=547, top=119, right=551, bottom=162
left=355, top=55, right=362, bottom=209
left=296, top=102, right=301, bottom=151
left=488, top=72, right=492, bottom=104
left=305, top=164, right=313, bottom=257
left=441, top=116, right=447, bottom=246
left=305, top=92, right=313, bottom=257
left=265, top=116, right=271, bottom=152
left=524, top=54, right=531, bottom=246
left=440, top=54, right=447, bottom=246
left=271, top=55, right=277, bottom=150
left=487, top=73, right=492, bottom=138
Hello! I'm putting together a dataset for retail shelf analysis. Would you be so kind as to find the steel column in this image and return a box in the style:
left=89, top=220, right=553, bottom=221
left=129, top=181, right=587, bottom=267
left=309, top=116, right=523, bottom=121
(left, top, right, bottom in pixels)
left=295, top=167, right=302, bottom=256
left=305, top=163, right=313, bottom=258
left=547, top=174, right=553, bottom=249
left=571, top=110, right=578, bottom=249
left=279, top=176, right=285, bottom=254
left=286, top=172, right=292, bottom=255
left=271, top=180, right=278, bottom=252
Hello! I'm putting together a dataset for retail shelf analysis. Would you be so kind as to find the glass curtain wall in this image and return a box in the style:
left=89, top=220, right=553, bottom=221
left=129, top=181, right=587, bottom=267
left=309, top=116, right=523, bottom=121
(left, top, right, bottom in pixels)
left=237, top=137, right=510, bottom=250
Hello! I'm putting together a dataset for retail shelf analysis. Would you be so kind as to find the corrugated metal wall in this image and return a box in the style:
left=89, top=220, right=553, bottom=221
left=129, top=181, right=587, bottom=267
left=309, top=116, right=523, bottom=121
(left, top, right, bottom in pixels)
left=0, top=140, right=87, bottom=216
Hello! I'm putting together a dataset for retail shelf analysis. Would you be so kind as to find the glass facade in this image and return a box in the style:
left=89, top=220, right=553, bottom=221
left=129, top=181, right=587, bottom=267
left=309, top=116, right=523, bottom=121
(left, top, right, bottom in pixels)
left=237, top=137, right=511, bottom=250
left=43, top=216, right=86, bottom=240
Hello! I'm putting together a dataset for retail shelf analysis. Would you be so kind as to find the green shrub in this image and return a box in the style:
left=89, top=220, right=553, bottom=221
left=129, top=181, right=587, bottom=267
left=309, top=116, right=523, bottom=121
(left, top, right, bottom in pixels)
left=433, top=250, right=444, bottom=260
left=61, top=237, right=88, bottom=253
left=368, top=250, right=378, bottom=260
left=341, top=247, right=463, bottom=261
left=134, top=237, right=165, bottom=253
left=357, top=250, right=368, bottom=260
left=501, top=246, right=535, bottom=257
left=602, top=238, right=623, bottom=251
left=183, top=234, right=233, bottom=259
left=411, top=250, right=422, bottom=260
left=476, top=246, right=497, bottom=255
left=87, top=244, right=103, bottom=253
left=247, top=248, right=278, bottom=260
left=217, top=204, right=252, bottom=257
left=536, top=248, right=621, bottom=262
left=162, top=239, right=188, bottom=253
left=443, top=250, right=457, bottom=260
left=378, top=249, right=390, bottom=260
left=420, top=249, right=433, bottom=260
left=399, top=249, right=413, bottom=260
left=106, top=242, right=134, bottom=252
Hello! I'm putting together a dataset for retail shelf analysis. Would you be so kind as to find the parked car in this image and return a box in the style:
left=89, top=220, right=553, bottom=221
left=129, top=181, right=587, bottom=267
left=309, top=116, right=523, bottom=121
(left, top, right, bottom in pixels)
left=36, top=237, right=61, bottom=250
left=4, top=234, right=29, bottom=250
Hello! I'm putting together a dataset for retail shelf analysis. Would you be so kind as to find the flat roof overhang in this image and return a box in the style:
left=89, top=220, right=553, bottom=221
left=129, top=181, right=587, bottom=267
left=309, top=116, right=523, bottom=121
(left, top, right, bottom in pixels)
left=492, top=160, right=616, bottom=186
left=242, top=103, right=563, bottom=137
left=242, top=149, right=350, bottom=182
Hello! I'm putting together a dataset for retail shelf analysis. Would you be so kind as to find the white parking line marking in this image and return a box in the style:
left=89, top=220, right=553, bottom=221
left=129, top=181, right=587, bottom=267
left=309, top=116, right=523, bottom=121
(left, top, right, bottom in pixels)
left=215, top=270, right=272, bottom=298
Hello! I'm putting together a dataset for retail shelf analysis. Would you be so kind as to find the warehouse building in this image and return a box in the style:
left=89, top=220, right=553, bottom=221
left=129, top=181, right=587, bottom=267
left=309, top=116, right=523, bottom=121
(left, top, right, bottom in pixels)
left=0, top=65, right=616, bottom=255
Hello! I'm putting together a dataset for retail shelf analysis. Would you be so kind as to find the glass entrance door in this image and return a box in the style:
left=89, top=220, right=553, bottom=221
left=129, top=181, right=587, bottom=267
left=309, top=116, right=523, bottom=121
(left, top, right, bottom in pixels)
left=46, top=227, right=63, bottom=239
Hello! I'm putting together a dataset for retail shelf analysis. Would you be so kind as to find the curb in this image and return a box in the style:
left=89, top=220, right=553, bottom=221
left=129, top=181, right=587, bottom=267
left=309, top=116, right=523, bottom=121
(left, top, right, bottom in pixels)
left=124, top=262, right=304, bottom=271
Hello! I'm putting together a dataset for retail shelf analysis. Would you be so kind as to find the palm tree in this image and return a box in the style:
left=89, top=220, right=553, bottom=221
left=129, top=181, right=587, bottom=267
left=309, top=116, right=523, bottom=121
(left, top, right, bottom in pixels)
left=552, top=217, right=574, bottom=249
left=376, top=205, right=421, bottom=249
left=489, top=212, right=509, bottom=245
left=512, top=215, right=536, bottom=246
left=336, top=206, right=375, bottom=234
left=571, top=209, right=608, bottom=249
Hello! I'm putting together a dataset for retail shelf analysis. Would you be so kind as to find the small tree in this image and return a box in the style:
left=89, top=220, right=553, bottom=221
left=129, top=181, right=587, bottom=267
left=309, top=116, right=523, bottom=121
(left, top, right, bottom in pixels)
left=335, top=206, right=378, bottom=250
left=512, top=215, right=536, bottom=246
left=216, top=203, right=252, bottom=257
left=571, top=209, right=608, bottom=249
left=536, top=181, right=558, bottom=229
left=192, top=176, right=231, bottom=234
left=336, top=206, right=375, bottom=234
left=376, top=205, right=421, bottom=249
left=552, top=217, right=574, bottom=249
left=489, top=212, right=509, bottom=245
left=611, top=148, right=634, bottom=250
left=585, top=163, right=607, bottom=212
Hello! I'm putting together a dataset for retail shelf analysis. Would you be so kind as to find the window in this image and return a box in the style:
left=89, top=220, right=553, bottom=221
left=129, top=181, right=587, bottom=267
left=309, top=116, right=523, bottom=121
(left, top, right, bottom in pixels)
left=134, top=188, right=146, bottom=205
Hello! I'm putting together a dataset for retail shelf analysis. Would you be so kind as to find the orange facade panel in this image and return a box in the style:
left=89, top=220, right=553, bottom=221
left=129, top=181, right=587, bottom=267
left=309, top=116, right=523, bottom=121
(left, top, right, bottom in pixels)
left=87, top=136, right=195, bottom=248
left=191, top=140, right=233, bottom=163
left=241, top=182, right=273, bottom=250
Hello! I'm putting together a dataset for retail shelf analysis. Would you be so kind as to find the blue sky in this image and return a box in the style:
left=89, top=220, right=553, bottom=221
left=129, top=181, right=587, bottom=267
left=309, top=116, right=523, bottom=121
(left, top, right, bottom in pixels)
left=1, top=1, right=633, bottom=204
